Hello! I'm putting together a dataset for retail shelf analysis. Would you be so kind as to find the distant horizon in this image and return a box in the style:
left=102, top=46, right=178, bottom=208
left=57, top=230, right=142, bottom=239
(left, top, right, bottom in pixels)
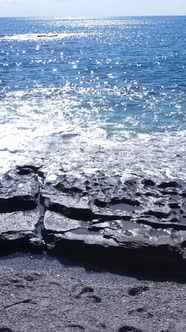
left=0, top=14, right=186, bottom=18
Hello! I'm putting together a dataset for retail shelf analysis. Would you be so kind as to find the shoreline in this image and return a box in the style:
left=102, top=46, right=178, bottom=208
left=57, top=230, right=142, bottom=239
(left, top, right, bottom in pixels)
left=0, top=165, right=186, bottom=331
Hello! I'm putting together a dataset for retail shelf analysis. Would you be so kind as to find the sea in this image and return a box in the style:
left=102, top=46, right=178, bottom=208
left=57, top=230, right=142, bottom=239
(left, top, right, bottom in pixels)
left=0, top=16, right=185, bottom=181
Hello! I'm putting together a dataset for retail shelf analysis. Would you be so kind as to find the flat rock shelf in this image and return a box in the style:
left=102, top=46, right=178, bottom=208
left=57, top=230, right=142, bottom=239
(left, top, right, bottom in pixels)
left=0, top=165, right=186, bottom=277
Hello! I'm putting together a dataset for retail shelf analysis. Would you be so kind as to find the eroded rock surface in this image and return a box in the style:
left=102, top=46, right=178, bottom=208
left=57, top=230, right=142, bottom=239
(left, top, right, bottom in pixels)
left=0, top=166, right=42, bottom=253
left=42, top=171, right=186, bottom=275
left=1, top=166, right=186, bottom=275
left=0, top=210, right=40, bottom=251
left=0, top=166, right=39, bottom=213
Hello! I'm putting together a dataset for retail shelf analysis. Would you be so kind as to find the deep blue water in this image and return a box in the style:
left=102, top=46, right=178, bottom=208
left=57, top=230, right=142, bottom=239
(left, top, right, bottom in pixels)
left=0, top=17, right=185, bottom=179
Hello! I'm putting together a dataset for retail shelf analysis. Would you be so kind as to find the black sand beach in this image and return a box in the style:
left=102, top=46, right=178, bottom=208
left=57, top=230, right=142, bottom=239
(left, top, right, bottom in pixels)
left=0, top=253, right=186, bottom=332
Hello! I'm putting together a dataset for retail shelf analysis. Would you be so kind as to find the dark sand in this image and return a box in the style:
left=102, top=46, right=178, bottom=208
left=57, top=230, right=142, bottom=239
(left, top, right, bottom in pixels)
left=0, top=253, right=185, bottom=332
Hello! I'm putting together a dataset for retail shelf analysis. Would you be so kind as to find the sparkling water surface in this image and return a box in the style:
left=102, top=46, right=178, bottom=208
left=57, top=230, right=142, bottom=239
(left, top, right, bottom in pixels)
left=0, top=17, right=185, bottom=180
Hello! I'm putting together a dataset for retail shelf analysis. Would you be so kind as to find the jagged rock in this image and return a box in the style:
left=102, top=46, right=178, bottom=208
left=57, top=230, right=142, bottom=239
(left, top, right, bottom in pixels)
left=44, top=211, right=83, bottom=233
left=42, top=173, right=186, bottom=227
left=0, top=167, right=40, bottom=213
left=0, top=166, right=186, bottom=275
left=42, top=208, right=186, bottom=274
left=0, top=166, right=43, bottom=252
left=0, top=210, right=41, bottom=252
left=41, top=172, right=186, bottom=275
left=42, top=178, right=92, bottom=220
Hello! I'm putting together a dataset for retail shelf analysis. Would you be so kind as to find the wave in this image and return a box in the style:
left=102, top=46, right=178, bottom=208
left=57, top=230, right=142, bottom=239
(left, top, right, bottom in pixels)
left=0, top=88, right=185, bottom=181
left=0, top=123, right=185, bottom=181
left=0, top=32, right=89, bottom=41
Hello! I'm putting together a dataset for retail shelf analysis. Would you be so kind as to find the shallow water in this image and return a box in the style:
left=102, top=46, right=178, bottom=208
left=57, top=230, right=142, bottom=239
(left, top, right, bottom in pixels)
left=0, top=17, right=185, bottom=180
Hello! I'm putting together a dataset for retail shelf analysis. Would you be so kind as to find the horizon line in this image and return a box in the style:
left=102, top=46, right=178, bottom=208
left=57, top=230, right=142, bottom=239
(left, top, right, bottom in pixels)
left=0, top=14, right=186, bottom=19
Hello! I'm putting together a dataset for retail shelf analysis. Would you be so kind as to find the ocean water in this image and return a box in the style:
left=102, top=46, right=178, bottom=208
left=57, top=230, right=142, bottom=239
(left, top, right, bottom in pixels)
left=0, top=16, right=185, bottom=180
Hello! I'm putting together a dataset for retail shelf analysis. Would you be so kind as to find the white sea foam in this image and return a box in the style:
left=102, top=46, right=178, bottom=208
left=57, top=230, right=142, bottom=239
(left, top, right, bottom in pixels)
left=0, top=32, right=89, bottom=42
left=0, top=87, right=185, bottom=181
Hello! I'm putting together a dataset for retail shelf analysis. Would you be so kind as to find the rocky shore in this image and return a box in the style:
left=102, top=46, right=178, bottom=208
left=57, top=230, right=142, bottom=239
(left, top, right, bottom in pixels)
left=0, top=165, right=186, bottom=277
left=0, top=165, right=186, bottom=331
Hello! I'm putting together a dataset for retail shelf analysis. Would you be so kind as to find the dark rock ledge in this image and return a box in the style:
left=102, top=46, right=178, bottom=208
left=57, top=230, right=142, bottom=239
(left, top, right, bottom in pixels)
left=0, top=165, right=186, bottom=277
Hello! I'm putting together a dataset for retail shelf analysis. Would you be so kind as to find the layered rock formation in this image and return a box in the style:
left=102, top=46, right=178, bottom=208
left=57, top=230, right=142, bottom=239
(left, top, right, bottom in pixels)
left=0, top=165, right=186, bottom=276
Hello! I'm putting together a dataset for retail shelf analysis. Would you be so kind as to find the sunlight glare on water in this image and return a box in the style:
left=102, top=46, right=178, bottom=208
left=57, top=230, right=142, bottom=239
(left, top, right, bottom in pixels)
left=0, top=17, right=185, bottom=179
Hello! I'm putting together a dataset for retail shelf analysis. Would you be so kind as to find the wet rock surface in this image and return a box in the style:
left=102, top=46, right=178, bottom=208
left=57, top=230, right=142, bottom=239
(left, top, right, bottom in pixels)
left=0, top=210, right=40, bottom=252
left=0, top=166, right=39, bottom=213
left=1, top=166, right=186, bottom=275
left=0, top=166, right=43, bottom=253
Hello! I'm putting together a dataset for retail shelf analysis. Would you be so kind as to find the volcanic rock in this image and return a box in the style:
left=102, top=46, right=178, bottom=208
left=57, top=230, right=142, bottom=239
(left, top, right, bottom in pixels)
left=0, top=166, right=186, bottom=275
left=0, top=166, right=42, bottom=253
left=41, top=172, right=186, bottom=275
left=0, top=210, right=40, bottom=252
left=0, top=167, right=39, bottom=213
